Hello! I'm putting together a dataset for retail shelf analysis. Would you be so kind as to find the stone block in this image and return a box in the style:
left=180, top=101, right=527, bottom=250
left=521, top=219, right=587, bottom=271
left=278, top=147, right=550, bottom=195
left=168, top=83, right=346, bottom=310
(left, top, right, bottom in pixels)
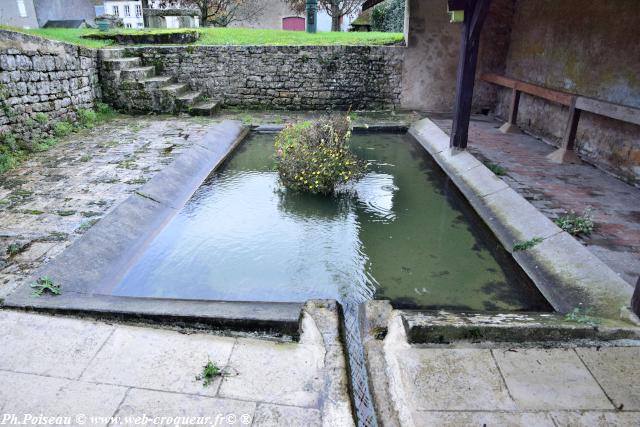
left=253, top=404, right=322, bottom=427
left=218, top=338, right=324, bottom=408
left=0, top=371, right=127, bottom=420
left=0, top=310, right=113, bottom=379
left=576, top=347, right=640, bottom=410
left=394, top=348, right=516, bottom=411
left=116, top=389, right=256, bottom=426
left=493, top=348, right=613, bottom=410
left=81, top=326, right=235, bottom=396
left=413, top=411, right=554, bottom=427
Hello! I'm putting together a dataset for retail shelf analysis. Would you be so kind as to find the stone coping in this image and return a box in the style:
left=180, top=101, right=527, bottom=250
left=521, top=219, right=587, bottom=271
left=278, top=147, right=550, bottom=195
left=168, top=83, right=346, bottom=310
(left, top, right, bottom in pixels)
left=364, top=300, right=640, bottom=347
left=408, top=118, right=633, bottom=321
left=2, top=120, right=306, bottom=338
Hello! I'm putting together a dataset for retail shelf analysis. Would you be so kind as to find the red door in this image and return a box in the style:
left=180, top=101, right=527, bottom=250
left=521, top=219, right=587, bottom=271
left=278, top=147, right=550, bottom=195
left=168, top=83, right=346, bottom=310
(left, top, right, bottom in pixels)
left=283, top=16, right=305, bottom=31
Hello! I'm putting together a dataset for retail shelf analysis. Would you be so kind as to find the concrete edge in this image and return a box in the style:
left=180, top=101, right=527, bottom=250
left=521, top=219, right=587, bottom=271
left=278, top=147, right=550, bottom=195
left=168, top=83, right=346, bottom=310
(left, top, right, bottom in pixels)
left=361, top=300, right=402, bottom=426
left=400, top=309, right=640, bottom=344
left=0, top=121, right=305, bottom=337
left=253, top=124, right=409, bottom=134
left=408, top=118, right=633, bottom=321
left=2, top=295, right=302, bottom=339
left=303, top=300, right=356, bottom=427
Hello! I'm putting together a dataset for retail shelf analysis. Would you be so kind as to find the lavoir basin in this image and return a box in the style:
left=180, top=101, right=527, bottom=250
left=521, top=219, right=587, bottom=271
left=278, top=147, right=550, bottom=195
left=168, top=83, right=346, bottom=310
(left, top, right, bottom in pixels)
left=112, top=131, right=550, bottom=312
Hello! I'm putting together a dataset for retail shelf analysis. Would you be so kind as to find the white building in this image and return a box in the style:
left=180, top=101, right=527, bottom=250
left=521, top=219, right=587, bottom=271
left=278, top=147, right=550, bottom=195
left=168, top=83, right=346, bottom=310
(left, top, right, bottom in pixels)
left=103, top=0, right=144, bottom=28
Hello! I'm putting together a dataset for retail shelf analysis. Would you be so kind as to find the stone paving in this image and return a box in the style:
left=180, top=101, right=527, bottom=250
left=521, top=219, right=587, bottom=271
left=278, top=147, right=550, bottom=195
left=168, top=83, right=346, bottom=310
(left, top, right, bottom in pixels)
left=0, top=115, right=213, bottom=299
left=374, top=311, right=640, bottom=427
left=431, top=115, right=640, bottom=286
left=0, top=306, right=350, bottom=427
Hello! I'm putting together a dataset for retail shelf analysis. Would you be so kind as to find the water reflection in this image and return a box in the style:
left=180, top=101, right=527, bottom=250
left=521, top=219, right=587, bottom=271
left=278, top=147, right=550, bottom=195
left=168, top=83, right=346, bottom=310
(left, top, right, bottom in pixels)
left=112, top=133, right=550, bottom=312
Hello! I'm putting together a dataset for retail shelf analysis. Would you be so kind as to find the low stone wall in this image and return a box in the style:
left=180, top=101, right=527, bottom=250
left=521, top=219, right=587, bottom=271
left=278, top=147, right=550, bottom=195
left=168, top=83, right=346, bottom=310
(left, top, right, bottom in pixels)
left=123, top=45, right=404, bottom=110
left=0, top=30, right=101, bottom=144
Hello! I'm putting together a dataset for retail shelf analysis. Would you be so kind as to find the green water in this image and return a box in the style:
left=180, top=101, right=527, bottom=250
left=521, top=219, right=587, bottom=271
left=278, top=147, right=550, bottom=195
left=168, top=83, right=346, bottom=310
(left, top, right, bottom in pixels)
left=113, top=133, right=549, bottom=312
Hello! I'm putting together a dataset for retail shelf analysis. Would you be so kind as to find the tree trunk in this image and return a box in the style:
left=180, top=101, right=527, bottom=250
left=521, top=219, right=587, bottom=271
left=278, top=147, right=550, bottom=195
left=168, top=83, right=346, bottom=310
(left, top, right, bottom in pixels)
left=331, top=4, right=341, bottom=31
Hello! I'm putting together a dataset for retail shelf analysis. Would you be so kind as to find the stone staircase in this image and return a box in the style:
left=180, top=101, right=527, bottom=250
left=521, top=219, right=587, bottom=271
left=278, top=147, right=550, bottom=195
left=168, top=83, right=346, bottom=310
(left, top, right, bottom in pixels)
left=99, top=48, right=219, bottom=116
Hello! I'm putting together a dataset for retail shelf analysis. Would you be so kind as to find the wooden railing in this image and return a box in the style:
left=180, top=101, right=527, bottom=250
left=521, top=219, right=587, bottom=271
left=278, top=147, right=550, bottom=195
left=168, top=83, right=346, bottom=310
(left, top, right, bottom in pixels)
left=481, top=73, right=640, bottom=163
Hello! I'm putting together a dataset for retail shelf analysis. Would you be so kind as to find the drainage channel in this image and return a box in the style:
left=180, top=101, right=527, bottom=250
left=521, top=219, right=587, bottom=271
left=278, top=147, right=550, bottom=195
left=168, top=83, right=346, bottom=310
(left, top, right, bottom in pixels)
left=342, top=302, right=378, bottom=427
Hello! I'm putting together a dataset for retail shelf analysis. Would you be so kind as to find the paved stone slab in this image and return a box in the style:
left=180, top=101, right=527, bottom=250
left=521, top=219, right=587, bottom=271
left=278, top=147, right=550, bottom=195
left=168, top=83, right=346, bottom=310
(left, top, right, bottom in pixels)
left=434, top=147, right=483, bottom=175
left=393, top=348, right=516, bottom=411
left=409, top=118, right=450, bottom=154
left=218, top=337, right=324, bottom=408
left=116, top=389, right=256, bottom=426
left=81, top=326, right=235, bottom=396
left=0, top=310, right=113, bottom=379
left=514, top=232, right=632, bottom=317
left=413, top=411, right=555, bottom=427
left=481, top=187, right=562, bottom=250
left=549, top=411, right=640, bottom=427
left=576, top=347, right=640, bottom=410
left=252, top=403, right=322, bottom=427
left=0, top=371, right=126, bottom=423
left=493, top=348, right=613, bottom=410
left=459, top=163, right=510, bottom=198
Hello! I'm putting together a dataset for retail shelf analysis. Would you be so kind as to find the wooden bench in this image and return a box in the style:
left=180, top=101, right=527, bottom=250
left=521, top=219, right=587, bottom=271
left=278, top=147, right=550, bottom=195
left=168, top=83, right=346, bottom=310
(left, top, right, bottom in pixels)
left=481, top=73, right=640, bottom=164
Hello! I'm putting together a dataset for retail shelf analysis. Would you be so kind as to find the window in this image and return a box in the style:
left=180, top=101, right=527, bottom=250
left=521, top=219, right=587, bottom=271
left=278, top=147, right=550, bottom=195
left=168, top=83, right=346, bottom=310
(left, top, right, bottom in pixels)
left=112, top=5, right=119, bottom=16
left=137, top=22, right=143, bottom=28
left=126, top=23, right=132, bottom=28
left=16, top=0, right=27, bottom=17
left=124, top=5, right=130, bottom=17
left=135, top=5, right=142, bottom=17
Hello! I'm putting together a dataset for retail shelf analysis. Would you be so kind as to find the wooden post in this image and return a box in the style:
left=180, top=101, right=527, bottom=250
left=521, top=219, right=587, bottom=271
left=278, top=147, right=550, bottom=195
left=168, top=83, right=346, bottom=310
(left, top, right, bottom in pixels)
left=450, top=0, right=492, bottom=149
left=547, top=98, right=582, bottom=164
left=499, top=88, right=522, bottom=134
left=632, top=276, right=640, bottom=317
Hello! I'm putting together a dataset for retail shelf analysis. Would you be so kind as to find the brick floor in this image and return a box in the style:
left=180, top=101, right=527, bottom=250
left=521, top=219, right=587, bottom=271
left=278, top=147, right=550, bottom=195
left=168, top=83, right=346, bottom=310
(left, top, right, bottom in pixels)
left=430, top=114, right=640, bottom=286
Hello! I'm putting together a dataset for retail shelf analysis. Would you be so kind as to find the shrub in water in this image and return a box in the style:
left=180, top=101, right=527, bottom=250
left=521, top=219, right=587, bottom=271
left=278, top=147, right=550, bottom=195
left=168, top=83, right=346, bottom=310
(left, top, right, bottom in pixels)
left=275, top=115, right=366, bottom=195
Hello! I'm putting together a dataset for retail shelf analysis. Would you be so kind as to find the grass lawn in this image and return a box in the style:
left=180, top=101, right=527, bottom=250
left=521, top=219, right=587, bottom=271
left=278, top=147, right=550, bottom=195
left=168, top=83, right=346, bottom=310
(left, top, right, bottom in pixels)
left=1, top=26, right=403, bottom=48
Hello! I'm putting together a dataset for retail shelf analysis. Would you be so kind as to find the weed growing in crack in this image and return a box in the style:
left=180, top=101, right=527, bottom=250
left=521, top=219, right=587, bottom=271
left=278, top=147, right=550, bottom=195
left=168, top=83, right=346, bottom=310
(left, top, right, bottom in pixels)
left=6, top=242, right=26, bottom=257
left=555, top=209, right=594, bottom=236
left=565, top=306, right=601, bottom=327
left=512, top=237, right=543, bottom=252
left=31, top=276, right=62, bottom=297
left=77, top=218, right=99, bottom=233
left=196, top=359, right=222, bottom=387
left=484, top=162, right=507, bottom=176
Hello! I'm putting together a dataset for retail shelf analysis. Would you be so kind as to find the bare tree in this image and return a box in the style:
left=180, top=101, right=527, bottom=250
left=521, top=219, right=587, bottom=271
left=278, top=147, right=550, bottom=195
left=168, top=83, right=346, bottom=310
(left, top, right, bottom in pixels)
left=285, top=0, right=364, bottom=31
left=156, top=0, right=265, bottom=27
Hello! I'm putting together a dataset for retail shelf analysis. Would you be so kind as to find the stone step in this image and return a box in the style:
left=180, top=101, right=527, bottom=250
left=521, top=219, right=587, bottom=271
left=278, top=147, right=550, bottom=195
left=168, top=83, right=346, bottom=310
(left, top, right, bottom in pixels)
left=140, top=75, right=175, bottom=88
left=102, top=57, right=142, bottom=71
left=160, top=83, right=189, bottom=96
left=189, top=101, right=221, bottom=116
left=121, top=66, right=156, bottom=81
left=175, top=91, right=204, bottom=111
left=99, top=48, right=125, bottom=60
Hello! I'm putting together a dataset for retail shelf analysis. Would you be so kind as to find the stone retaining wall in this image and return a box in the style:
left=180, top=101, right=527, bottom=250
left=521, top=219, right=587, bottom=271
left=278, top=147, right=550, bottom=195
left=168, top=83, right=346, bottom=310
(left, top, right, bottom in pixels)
left=0, top=30, right=101, bottom=144
left=124, top=45, right=404, bottom=110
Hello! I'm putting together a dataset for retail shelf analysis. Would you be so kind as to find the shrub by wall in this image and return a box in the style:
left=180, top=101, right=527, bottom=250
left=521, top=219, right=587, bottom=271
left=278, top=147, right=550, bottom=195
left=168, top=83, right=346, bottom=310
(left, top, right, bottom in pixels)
left=372, top=0, right=406, bottom=33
